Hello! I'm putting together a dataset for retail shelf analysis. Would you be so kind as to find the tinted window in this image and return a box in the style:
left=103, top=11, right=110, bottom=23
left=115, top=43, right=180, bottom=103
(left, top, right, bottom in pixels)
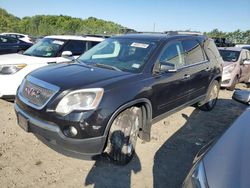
left=62, top=40, right=86, bottom=55
left=0, top=36, right=18, bottom=43
left=159, top=41, right=185, bottom=68
left=182, top=39, right=205, bottom=65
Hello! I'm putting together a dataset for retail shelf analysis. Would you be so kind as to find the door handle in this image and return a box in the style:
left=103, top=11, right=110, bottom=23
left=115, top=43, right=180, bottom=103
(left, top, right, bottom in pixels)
left=183, top=74, right=190, bottom=79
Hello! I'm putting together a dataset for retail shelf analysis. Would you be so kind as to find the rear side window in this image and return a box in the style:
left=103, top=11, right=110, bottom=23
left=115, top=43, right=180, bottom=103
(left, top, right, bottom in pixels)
left=0, top=36, right=18, bottom=43
left=182, top=39, right=205, bottom=65
left=159, top=41, right=185, bottom=68
left=62, top=40, right=86, bottom=55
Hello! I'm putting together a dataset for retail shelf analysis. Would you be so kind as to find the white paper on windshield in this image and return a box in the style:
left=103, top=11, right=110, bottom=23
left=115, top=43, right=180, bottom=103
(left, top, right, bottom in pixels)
left=132, top=63, right=140, bottom=69
left=52, top=40, right=64, bottom=45
left=131, top=42, right=149, bottom=48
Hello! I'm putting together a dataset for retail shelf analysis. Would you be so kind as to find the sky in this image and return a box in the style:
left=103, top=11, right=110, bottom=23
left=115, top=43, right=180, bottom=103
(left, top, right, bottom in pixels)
left=0, top=0, right=250, bottom=32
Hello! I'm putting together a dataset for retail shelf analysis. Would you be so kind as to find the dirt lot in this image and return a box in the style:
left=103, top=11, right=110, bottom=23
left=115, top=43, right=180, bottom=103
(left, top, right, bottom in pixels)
left=0, top=84, right=249, bottom=188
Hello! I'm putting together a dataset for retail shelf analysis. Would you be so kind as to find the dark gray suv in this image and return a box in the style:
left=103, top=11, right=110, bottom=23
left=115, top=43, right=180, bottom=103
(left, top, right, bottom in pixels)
left=15, top=33, right=223, bottom=164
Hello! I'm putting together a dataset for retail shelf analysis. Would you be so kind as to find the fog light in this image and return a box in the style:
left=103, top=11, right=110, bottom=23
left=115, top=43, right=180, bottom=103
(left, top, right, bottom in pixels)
left=69, top=126, right=78, bottom=136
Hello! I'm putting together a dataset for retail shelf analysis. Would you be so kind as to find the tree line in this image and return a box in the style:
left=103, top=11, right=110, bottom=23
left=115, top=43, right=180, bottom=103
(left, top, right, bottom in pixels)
left=0, top=8, right=127, bottom=36
left=0, top=7, right=249, bottom=44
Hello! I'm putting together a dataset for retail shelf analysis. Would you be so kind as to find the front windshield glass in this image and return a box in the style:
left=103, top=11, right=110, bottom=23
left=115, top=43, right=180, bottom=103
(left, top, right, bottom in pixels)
left=78, top=38, right=157, bottom=73
left=219, top=50, right=240, bottom=62
left=23, top=38, right=65, bottom=57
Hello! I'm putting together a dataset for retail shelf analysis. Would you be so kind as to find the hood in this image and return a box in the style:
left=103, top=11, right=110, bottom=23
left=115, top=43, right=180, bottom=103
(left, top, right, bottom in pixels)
left=0, top=53, right=56, bottom=65
left=223, top=61, right=237, bottom=67
left=203, top=107, right=250, bottom=188
left=30, top=63, right=135, bottom=90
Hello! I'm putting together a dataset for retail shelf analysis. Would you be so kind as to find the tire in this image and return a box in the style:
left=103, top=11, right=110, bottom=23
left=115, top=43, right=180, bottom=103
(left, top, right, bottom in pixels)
left=227, top=76, right=238, bottom=91
left=105, top=107, right=142, bottom=165
left=197, top=80, right=220, bottom=111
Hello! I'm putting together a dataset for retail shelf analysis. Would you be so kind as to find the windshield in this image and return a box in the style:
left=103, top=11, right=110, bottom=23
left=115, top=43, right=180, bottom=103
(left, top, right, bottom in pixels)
left=78, top=38, right=157, bottom=73
left=23, top=38, right=65, bottom=57
left=219, top=50, right=240, bottom=62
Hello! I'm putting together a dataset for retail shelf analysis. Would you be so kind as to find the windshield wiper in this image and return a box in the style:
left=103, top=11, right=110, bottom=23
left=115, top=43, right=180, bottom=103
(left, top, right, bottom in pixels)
left=94, top=63, right=122, bottom=71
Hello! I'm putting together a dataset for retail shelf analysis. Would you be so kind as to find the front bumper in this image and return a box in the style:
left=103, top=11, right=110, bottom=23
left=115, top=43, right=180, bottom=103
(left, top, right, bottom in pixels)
left=0, top=75, right=22, bottom=99
left=221, top=73, right=234, bottom=88
left=15, top=103, right=107, bottom=160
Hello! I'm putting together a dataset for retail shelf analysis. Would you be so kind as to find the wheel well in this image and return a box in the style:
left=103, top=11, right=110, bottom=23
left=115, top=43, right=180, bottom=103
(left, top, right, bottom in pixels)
left=104, top=99, right=152, bottom=143
left=215, top=76, right=222, bottom=84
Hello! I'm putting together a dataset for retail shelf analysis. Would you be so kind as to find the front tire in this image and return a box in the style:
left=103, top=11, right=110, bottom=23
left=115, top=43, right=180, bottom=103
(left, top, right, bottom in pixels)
left=197, top=80, right=220, bottom=111
left=105, top=107, right=142, bottom=165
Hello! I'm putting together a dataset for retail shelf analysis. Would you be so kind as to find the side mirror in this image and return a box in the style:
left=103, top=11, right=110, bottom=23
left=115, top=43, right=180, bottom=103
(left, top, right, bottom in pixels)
left=232, top=90, right=250, bottom=105
left=159, top=61, right=177, bottom=73
left=61, top=51, right=73, bottom=57
left=243, top=59, right=250, bottom=65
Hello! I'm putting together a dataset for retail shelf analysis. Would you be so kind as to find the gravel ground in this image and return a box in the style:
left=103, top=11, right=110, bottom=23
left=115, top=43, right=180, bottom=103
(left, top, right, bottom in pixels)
left=0, top=84, right=249, bottom=188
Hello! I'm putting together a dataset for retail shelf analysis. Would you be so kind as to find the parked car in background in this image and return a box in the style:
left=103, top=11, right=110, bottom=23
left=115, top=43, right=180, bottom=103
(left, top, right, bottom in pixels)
left=0, top=35, right=33, bottom=55
left=183, top=93, right=250, bottom=188
left=1, top=32, right=34, bottom=44
left=235, top=44, right=250, bottom=52
left=219, top=47, right=250, bottom=90
left=212, top=37, right=234, bottom=47
left=0, top=35, right=104, bottom=100
left=15, top=33, right=223, bottom=165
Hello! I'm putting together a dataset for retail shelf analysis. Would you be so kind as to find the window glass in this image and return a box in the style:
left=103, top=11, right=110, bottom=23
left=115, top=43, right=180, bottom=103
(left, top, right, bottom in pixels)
left=23, top=38, right=65, bottom=57
left=219, top=50, right=240, bottom=62
left=159, top=41, right=185, bottom=68
left=0, top=36, right=17, bottom=43
left=62, top=40, right=86, bottom=55
left=78, top=38, right=157, bottom=73
left=182, top=39, right=205, bottom=65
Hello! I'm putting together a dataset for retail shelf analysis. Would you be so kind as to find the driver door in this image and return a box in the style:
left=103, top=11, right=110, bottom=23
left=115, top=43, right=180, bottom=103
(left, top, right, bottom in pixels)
left=152, top=40, right=191, bottom=117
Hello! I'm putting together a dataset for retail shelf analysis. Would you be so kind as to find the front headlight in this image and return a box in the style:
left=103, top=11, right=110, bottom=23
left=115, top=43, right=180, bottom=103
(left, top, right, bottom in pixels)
left=223, top=64, right=236, bottom=75
left=55, top=88, right=104, bottom=116
left=183, top=161, right=208, bottom=188
left=0, top=64, right=27, bottom=75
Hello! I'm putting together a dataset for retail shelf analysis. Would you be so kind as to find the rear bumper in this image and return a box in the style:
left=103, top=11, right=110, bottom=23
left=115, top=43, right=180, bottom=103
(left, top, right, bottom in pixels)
left=15, top=103, right=107, bottom=160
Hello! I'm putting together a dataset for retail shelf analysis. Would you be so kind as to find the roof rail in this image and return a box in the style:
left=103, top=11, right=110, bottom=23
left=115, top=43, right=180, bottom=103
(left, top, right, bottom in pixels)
left=164, top=31, right=204, bottom=36
left=83, top=34, right=111, bottom=38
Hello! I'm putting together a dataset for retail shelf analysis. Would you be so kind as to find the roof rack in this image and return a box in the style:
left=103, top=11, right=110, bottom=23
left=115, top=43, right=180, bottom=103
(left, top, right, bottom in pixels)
left=164, top=31, right=204, bottom=36
left=84, top=34, right=111, bottom=38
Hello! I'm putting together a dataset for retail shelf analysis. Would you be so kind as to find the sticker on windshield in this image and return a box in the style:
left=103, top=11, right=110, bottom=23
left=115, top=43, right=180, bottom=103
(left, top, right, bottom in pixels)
left=52, top=40, right=64, bottom=45
left=132, top=63, right=140, bottom=69
left=131, top=42, right=149, bottom=48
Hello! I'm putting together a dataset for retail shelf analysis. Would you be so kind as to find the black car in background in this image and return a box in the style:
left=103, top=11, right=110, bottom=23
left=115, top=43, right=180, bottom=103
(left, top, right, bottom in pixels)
left=15, top=33, right=223, bottom=165
left=0, top=35, right=33, bottom=55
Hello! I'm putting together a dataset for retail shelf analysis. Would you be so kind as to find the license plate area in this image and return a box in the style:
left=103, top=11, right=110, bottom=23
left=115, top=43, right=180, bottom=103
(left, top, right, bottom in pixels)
left=18, top=113, right=29, bottom=132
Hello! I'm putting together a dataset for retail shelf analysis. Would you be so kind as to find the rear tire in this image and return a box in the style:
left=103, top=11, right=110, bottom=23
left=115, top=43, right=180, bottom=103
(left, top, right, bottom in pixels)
left=197, top=80, right=220, bottom=111
left=106, top=107, right=142, bottom=165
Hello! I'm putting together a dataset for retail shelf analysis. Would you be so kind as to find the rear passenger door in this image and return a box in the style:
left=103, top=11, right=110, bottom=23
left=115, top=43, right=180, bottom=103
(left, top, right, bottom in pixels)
left=181, top=39, right=211, bottom=100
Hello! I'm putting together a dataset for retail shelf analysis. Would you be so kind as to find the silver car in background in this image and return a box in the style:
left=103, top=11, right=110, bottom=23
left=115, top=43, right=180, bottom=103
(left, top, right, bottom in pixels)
left=219, top=47, right=250, bottom=90
left=183, top=90, right=250, bottom=188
